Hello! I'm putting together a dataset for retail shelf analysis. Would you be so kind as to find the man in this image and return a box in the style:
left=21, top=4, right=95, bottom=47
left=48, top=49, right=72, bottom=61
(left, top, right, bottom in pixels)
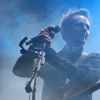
left=39, top=9, right=100, bottom=100
left=13, top=9, right=100, bottom=100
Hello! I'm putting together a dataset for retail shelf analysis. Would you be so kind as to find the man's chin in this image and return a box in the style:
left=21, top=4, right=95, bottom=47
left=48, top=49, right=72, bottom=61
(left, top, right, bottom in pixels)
left=75, top=40, right=85, bottom=47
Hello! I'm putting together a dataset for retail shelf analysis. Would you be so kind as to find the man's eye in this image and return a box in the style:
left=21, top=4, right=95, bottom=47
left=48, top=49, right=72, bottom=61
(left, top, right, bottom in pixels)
left=77, top=23, right=90, bottom=30
left=85, top=24, right=90, bottom=30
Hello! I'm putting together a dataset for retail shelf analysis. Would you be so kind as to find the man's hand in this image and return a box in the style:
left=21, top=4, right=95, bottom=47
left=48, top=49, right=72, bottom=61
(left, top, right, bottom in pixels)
left=40, top=31, right=52, bottom=51
left=40, top=31, right=52, bottom=43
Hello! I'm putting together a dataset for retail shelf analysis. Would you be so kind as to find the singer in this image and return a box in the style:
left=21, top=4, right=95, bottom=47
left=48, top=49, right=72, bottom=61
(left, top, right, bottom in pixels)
left=39, top=9, right=100, bottom=100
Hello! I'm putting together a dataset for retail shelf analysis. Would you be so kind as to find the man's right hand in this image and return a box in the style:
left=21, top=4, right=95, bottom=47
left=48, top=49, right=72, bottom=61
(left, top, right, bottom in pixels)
left=40, top=31, right=52, bottom=43
left=40, top=31, right=52, bottom=51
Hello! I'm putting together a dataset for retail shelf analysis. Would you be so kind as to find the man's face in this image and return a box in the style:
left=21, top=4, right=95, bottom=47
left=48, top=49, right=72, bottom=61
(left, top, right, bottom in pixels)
left=66, top=15, right=90, bottom=46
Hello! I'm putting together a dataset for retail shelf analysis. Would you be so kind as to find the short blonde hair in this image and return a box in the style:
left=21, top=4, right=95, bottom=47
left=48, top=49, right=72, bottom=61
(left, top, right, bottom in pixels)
left=61, top=8, right=88, bottom=25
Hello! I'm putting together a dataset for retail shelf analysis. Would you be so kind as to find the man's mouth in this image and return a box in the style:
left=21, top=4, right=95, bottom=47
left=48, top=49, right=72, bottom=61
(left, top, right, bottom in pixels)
left=76, top=35, right=87, bottom=45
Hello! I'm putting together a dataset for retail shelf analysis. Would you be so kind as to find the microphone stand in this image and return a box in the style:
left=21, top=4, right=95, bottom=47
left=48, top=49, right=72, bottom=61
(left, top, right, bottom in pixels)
left=25, top=46, right=45, bottom=100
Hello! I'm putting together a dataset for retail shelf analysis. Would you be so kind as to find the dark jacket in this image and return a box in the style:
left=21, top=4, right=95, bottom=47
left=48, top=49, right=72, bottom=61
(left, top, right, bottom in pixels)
left=40, top=49, right=100, bottom=100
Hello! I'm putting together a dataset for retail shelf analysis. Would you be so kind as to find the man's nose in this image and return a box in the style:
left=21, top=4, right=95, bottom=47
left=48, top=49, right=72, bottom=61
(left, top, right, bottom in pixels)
left=83, top=25, right=87, bottom=32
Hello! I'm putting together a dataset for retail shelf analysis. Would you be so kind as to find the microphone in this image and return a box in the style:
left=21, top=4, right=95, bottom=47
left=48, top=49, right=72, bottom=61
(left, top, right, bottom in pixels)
left=47, top=25, right=60, bottom=38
